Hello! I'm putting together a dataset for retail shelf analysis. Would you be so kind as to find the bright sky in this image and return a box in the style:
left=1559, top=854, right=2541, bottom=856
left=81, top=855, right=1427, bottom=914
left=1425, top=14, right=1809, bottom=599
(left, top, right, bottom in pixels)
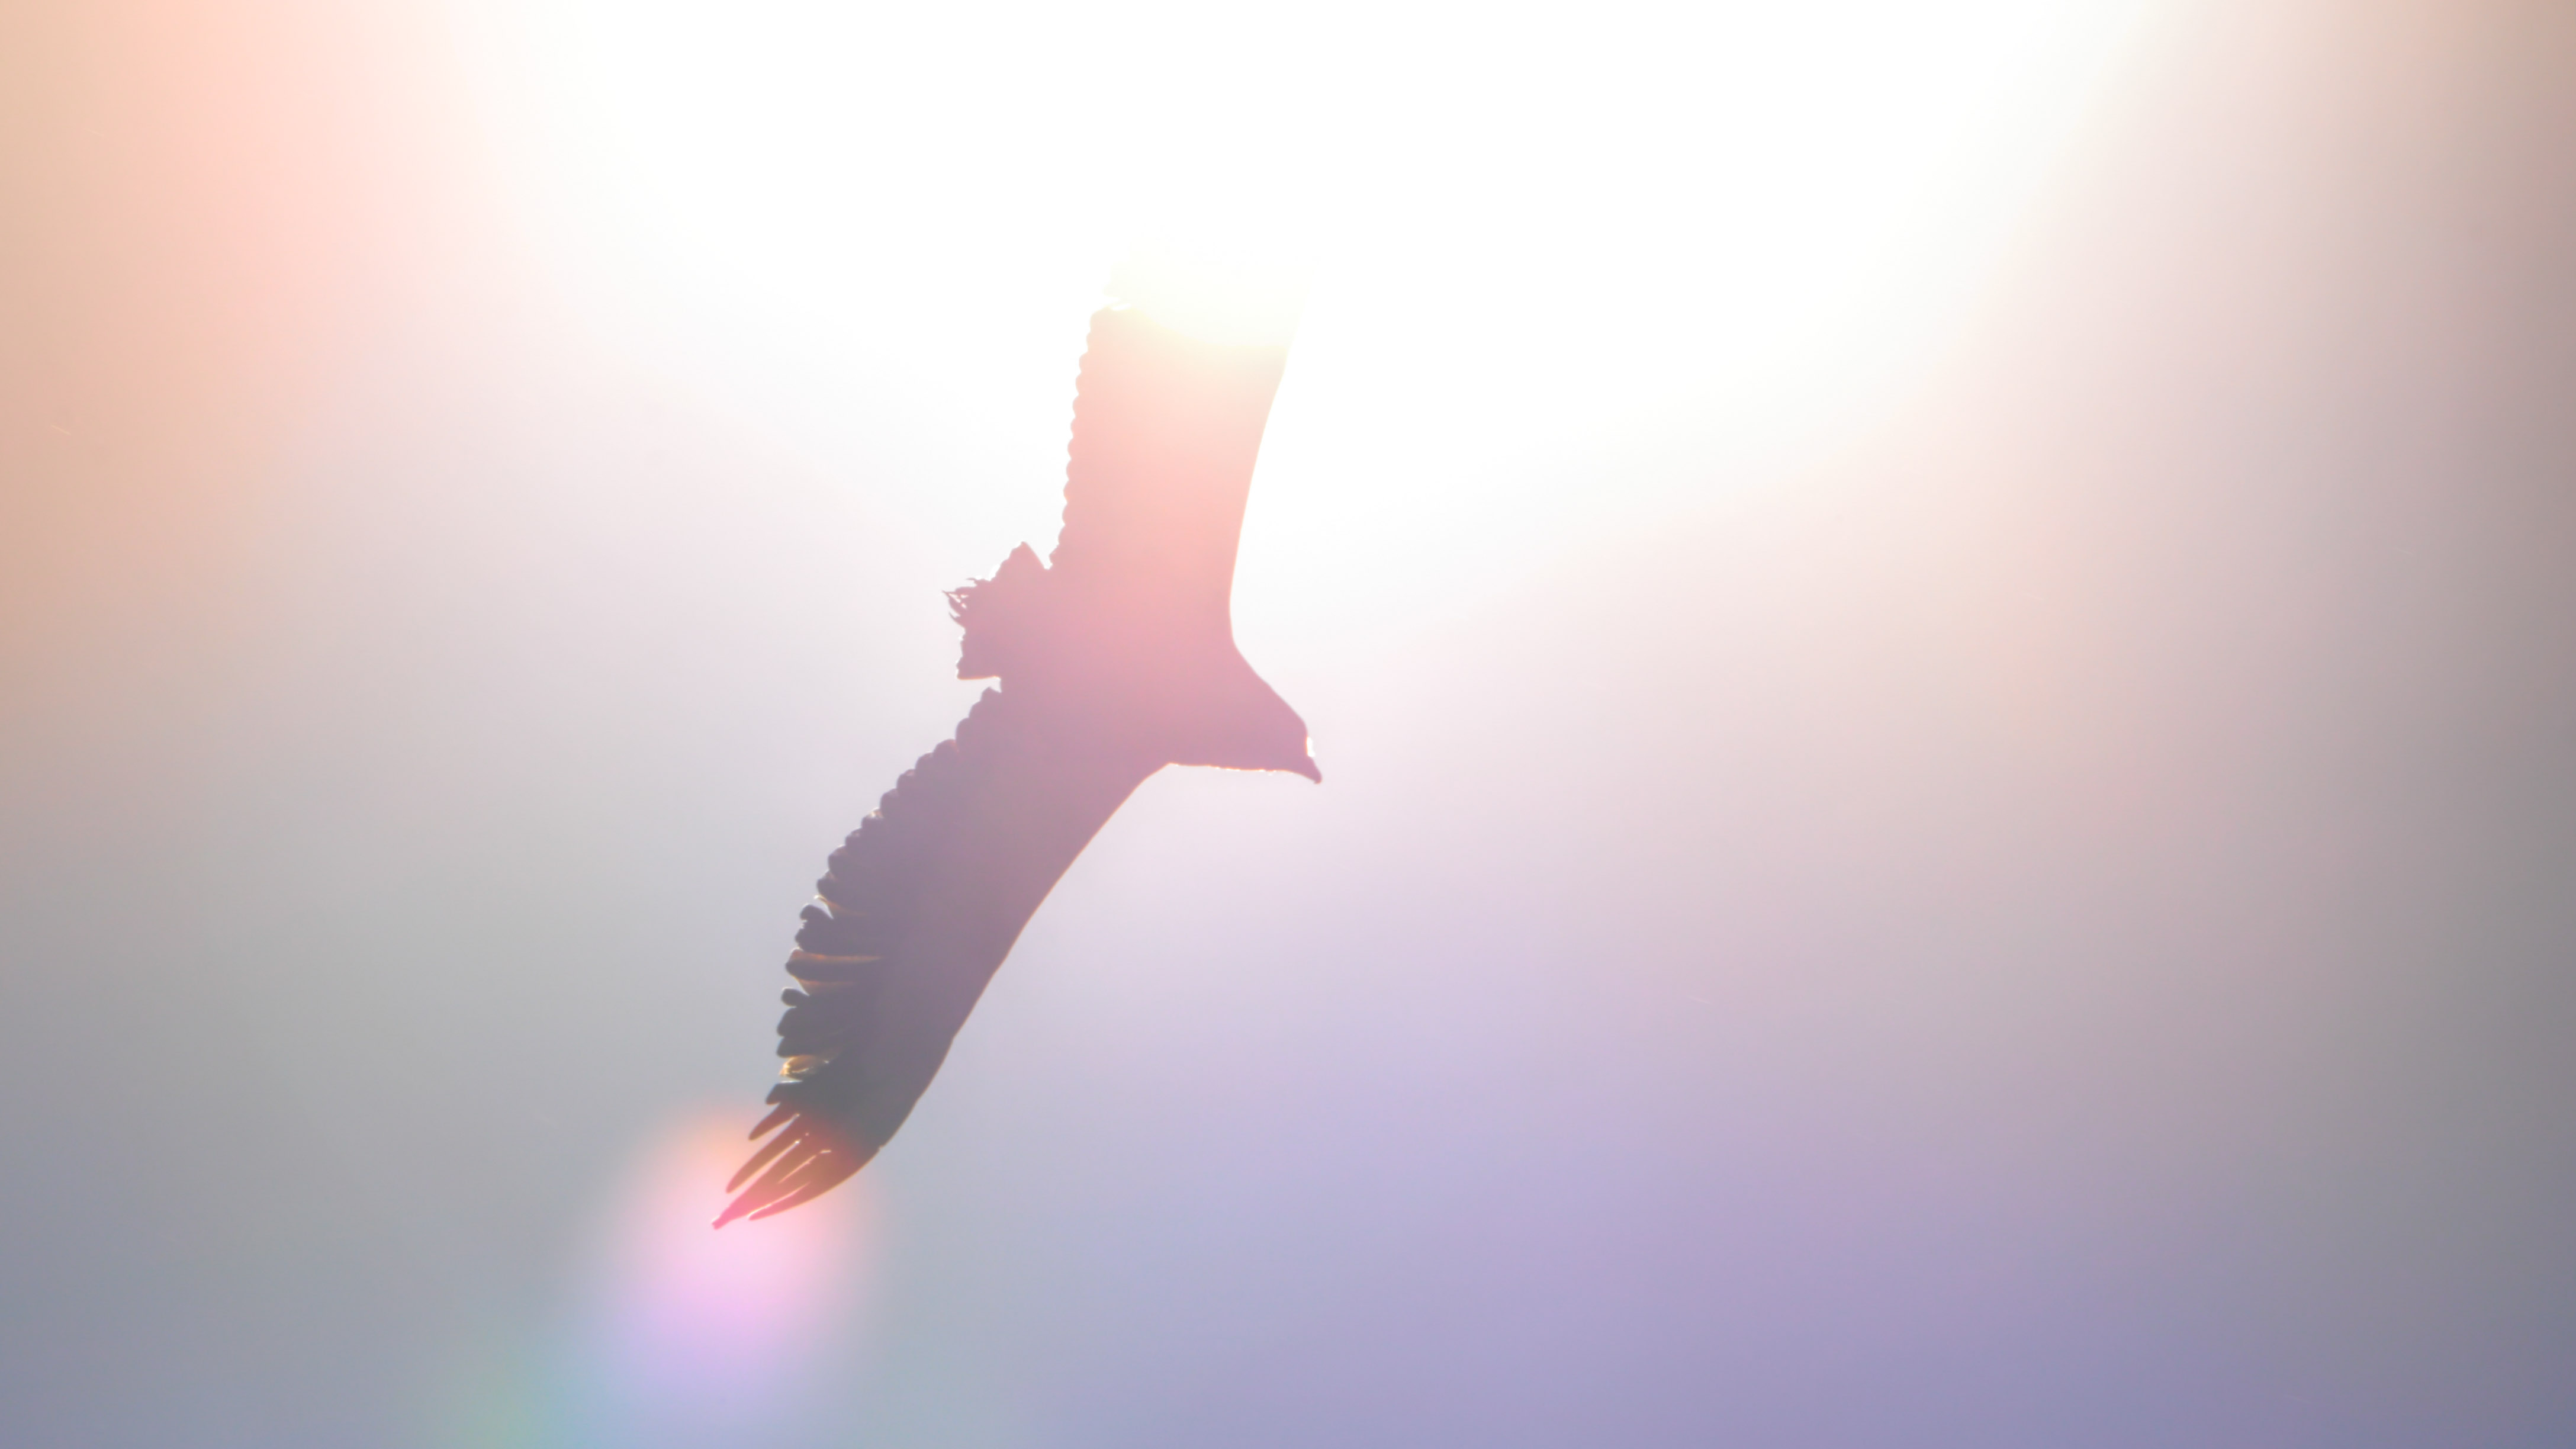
left=27, top=7, right=2576, bottom=1444
left=445, top=0, right=2149, bottom=644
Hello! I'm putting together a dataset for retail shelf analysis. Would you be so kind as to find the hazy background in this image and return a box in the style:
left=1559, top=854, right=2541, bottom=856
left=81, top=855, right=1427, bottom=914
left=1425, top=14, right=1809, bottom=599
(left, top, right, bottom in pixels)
left=6, top=0, right=2575, bottom=1444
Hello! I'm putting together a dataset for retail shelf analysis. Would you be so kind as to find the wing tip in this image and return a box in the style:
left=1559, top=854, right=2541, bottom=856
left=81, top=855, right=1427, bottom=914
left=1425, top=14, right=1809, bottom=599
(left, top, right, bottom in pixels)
left=713, top=1107, right=869, bottom=1227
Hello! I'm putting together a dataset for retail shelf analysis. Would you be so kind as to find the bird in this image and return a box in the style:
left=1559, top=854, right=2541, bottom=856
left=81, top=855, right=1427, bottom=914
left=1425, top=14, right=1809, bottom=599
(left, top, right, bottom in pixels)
left=715, top=300, right=1320, bottom=1226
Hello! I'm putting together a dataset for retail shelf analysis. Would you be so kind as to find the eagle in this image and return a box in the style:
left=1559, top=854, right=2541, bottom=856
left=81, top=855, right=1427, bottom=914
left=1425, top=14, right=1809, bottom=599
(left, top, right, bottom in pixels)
left=715, top=302, right=1320, bottom=1226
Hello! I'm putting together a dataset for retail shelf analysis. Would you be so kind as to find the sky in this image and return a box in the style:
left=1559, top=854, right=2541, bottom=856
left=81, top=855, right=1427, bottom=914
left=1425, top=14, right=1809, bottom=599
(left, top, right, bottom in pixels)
left=5, top=1, right=2575, bottom=1445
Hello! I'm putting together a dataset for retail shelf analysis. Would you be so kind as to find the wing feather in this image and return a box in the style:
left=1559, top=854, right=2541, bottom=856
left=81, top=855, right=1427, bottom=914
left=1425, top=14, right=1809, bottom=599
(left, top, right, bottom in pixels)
left=717, top=687, right=1160, bottom=1226
left=1050, top=307, right=1288, bottom=634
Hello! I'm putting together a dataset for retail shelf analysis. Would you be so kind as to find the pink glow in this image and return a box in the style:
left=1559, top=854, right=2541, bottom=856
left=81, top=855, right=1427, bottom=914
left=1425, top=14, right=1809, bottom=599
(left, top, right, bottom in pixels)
left=586, top=1112, right=872, bottom=1431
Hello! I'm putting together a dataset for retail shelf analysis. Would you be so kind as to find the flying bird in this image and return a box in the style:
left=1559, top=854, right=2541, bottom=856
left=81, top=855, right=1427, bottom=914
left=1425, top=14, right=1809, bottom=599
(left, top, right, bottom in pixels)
left=716, top=301, right=1320, bottom=1226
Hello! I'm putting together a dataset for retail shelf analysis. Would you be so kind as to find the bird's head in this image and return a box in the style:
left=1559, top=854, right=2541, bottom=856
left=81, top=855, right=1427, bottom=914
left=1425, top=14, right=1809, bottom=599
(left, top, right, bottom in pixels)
left=1258, top=722, right=1324, bottom=783
left=1167, top=651, right=1321, bottom=782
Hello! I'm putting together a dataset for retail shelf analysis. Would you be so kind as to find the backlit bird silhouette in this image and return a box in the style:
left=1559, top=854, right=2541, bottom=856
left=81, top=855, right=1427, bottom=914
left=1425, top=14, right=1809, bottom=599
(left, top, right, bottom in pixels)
left=716, top=303, right=1319, bottom=1226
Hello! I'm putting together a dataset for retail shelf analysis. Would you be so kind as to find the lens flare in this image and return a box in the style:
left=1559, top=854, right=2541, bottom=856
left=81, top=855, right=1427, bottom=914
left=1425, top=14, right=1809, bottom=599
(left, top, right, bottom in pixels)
left=570, top=1111, right=874, bottom=1442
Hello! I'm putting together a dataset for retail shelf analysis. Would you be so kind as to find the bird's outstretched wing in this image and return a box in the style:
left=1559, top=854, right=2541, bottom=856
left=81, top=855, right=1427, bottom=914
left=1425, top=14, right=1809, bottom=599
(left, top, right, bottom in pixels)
left=715, top=689, right=1162, bottom=1225
left=718, top=303, right=1316, bottom=1226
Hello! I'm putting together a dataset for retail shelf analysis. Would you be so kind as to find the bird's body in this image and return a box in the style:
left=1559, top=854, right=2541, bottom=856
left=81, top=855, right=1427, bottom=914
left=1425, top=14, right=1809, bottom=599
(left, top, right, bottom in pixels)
left=717, top=304, right=1316, bottom=1226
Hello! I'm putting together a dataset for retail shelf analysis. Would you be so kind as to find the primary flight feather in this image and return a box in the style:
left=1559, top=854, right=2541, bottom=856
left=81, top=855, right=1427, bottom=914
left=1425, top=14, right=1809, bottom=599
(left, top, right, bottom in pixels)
left=716, top=304, right=1318, bottom=1226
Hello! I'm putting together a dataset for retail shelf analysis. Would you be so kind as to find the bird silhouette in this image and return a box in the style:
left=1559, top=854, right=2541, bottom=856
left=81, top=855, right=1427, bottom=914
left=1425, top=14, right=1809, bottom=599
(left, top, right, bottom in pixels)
left=716, top=303, right=1319, bottom=1226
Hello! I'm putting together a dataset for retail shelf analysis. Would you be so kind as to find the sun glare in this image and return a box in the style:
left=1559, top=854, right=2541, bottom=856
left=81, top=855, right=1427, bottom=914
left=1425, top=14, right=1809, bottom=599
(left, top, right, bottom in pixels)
left=1110, top=242, right=1307, bottom=349
left=445, top=0, right=2149, bottom=637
